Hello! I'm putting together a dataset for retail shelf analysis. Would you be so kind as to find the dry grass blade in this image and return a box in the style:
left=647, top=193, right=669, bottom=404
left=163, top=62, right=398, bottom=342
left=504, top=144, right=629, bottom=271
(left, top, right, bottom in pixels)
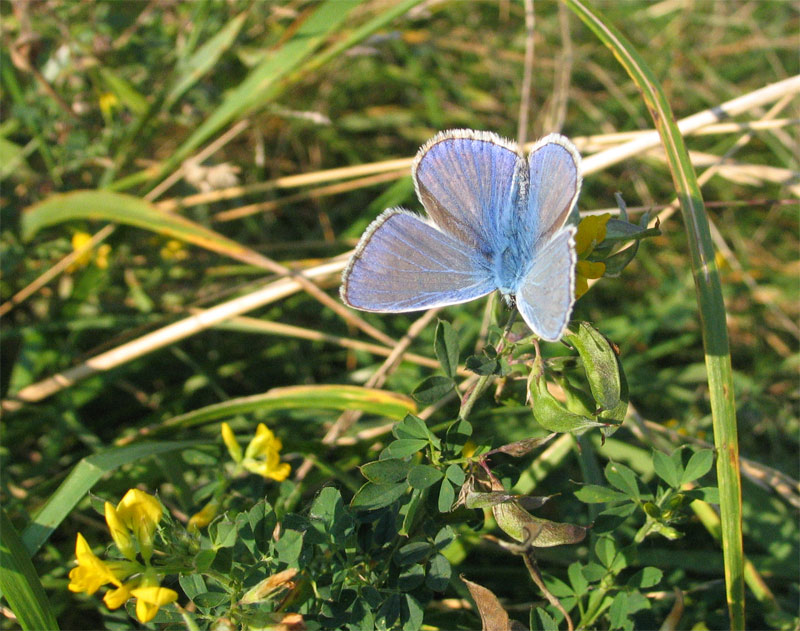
left=0, top=259, right=347, bottom=413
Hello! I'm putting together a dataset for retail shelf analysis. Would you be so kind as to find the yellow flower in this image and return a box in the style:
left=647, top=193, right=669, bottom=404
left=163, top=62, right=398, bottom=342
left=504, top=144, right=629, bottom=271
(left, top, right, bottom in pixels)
left=117, top=489, right=163, bottom=562
left=103, top=579, right=138, bottom=610
left=98, top=92, right=119, bottom=119
left=68, top=533, right=123, bottom=595
left=221, top=422, right=242, bottom=463
left=95, top=244, right=111, bottom=269
left=105, top=502, right=135, bottom=561
left=68, top=232, right=112, bottom=271
left=160, top=239, right=188, bottom=261
left=130, top=578, right=178, bottom=624
left=187, top=498, right=221, bottom=533
left=574, top=213, right=611, bottom=298
left=242, top=423, right=291, bottom=481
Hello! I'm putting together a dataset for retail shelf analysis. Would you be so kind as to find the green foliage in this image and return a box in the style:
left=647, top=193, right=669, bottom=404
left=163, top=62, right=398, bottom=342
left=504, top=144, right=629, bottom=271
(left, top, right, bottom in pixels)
left=1, top=1, right=797, bottom=630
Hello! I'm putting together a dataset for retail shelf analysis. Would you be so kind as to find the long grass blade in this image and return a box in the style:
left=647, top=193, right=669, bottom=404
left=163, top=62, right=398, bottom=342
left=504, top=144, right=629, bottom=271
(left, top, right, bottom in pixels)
left=0, top=509, right=59, bottom=630
left=564, top=1, right=745, bottom=627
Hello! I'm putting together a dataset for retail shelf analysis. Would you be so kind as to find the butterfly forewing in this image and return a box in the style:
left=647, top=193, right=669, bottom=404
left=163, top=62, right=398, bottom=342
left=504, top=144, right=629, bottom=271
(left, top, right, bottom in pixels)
left=525, top=134, right=582, bottom=247
left=340, top=209, right=495, bottom=312
left=413, top=130, right=525, bottom=256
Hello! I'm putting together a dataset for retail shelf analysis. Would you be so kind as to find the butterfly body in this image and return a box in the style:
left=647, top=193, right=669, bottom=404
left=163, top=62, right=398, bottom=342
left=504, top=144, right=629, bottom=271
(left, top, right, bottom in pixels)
left=341, top=129, right=582, bottom=342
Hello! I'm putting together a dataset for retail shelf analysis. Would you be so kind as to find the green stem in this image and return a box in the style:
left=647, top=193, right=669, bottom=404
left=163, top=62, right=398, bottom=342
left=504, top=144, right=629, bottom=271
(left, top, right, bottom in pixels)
left=458, top=310, right=517, bottom=421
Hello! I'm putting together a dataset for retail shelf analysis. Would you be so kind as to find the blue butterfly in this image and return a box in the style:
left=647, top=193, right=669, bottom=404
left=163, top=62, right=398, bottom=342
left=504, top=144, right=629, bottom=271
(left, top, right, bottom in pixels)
left=340, top=129, right=582, bottom=342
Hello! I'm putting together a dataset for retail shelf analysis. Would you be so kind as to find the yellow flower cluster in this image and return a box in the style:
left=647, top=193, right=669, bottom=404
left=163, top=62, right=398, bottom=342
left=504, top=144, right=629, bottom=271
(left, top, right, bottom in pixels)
left=68, top=232, right=111, bottom=271
left=222, top=422, right=291, bottom=482
left=187, top=423, right=290, bottom=532
left=574, top=213, right=611, bottom=298
left=68, top=489, right=178, bottom=623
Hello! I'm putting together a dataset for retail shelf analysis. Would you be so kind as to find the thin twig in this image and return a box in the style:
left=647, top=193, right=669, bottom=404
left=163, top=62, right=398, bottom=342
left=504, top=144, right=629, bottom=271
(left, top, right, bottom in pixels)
left=517, top=0, right=535, bottom=147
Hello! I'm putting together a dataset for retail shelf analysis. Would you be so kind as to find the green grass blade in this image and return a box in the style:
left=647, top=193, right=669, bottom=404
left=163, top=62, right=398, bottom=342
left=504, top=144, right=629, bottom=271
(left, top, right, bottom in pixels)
left=140, top=385, right=418, bottom=438
left=21, top=441, right=197, bottom=556
left=164, top=12, right=248, bottom=110
left=564, top=1, right=744, bottom=627
left=154, top=0, right=359, bottom=182
left=0, top=508, right=60, bottom=630
left=20, top=190, right=274, bottom=269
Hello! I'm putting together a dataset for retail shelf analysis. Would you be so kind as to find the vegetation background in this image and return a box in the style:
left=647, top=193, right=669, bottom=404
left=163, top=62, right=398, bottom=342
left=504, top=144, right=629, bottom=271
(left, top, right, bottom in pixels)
left=1, top=0, right=797, bottom=629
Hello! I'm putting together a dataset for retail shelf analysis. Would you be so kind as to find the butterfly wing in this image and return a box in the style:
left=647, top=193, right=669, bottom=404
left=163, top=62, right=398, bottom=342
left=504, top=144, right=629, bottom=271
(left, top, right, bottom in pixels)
left=341, top=209, right=495, bottom=312
left=412, top=129, right=526, bottom=256
left=515, top=226, right=577, bottom=342
left=525, top=134, right=582, bottom=248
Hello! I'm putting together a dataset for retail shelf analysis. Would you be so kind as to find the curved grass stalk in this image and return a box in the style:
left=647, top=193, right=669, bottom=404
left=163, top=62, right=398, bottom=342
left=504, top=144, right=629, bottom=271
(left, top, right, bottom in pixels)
left=563, top=0, right=744, bottom=627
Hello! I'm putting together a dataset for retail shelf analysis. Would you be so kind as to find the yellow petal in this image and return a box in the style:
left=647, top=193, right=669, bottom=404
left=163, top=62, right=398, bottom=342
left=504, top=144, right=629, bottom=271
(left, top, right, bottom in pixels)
left=574, top=275, right=589, bottom=299
left=105, top=502, right=135, bottom=561
left=187, top=498, right=220, bottom=533
left=130, top=586, right=178, bottom=623
left=103, top=580, right=137, bottom=610
left=221, top=422, right=242, bottom=463
left=68, top=533, right=122, bottom=594
left=117, top=489, right=163, bottom=562
left=244, top=423, right=275, bottom=460
left=576, top=260, right=606, bottom=280
left=575, top=214, right=611, bottom=255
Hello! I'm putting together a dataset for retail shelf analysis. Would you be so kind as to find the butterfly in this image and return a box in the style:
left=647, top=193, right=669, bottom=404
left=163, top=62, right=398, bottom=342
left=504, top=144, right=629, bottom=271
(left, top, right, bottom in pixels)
left=340, top=129, right=582, bottom=342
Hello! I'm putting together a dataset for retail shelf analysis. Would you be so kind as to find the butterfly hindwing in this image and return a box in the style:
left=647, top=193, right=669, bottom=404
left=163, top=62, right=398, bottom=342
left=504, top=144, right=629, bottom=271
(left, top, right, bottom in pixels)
left=515, top=226, right=577, bottom=342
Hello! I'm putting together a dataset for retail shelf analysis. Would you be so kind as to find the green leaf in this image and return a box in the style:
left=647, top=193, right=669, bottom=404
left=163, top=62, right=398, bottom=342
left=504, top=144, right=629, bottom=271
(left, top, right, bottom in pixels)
left=412, top=375, right=454, bottom=404
left=604, top=462, right=640, bottom=500
left=361, top=459, right=412, bottom=484
left=394, top=414, right=438, bottom=443
left=681, top=449, right=714, bottom=484
left=595, top=537, right=618, bottom=569
left=395, top=541, right=432, bottom=566
left=20, top=190, right=273, bottom=269
left=407, top=465, right=443, bottom=490
left=445, top=464, right=466, bottom=486
left=574, top=484, right=630, bottom=503
left=192, top=591, right=229, bottom=609
left=273, top=529, right=304, bottom=566
left=566, top=322, right=628, bottom=427
left=434, top=320, right=460, bottom=378
left=652, top=450, right=681, bottom=488
left=444, top=419, right=472, bottom=454
left=568, top=561, right=589, bottom=594
left=627, top=567, right=663, bottom=589
left=179, top=574, right=207, bottom=601
left=22, top=441, right=195, bottom=555
left=434, top=526, right=456, bottom=550
left=0, top=509, right=59, bottom=631
left=399, top=488, right=425, bottom=536
left=310, top=487, right=353, bottom=544
left=530, top=355, right=606, bottom=433
left=212, top=519, right=237, bottom=548
left=426, top=554, right=451, bottom=592
left=534, top=608, right=558, bottom=631
left=465, top=352, right=500, bottom=376
left=398, top=564, right=425, bottom=591
left=381, top=439, right=428, bottom=459
left=157, top=385, right=416, bottom=435
left=350, top=481, right=408, bottom=511
left=608, top=591, right=630, bottom=630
